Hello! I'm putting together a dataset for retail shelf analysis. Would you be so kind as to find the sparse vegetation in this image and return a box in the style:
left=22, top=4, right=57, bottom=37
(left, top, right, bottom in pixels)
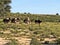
left=0, top=13, right=60, bottom=45
left=0, top=0, right=60, bottom=45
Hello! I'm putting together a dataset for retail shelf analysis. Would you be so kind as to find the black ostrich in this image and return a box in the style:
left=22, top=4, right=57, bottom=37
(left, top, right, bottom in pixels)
left=35, top=20, right=42, bottom=27
left=3, top=18, right=10, bottom=23
left=11, top=18, right=20, bottom=23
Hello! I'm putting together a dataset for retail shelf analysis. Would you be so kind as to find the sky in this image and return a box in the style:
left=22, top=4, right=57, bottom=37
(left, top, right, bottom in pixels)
left=11, top=0, right=60, bottom=14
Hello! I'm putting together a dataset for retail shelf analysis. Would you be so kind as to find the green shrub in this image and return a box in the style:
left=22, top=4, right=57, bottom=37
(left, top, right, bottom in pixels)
left=56, top=38, right=60, bottom=44
left=30, top=37, right=41, bottom=45
left=40, top=38, right=44, bottom=41
left=44, top=41, right=49, bottom=44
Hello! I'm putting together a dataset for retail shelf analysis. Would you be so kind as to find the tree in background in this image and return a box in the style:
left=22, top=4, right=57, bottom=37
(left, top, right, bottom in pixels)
left=56, top=13, right=59, bottom=15
left=0, top=0, right=11, bottom=16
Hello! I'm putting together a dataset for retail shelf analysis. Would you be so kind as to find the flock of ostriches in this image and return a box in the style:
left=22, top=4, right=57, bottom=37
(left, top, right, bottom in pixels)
left=3, top=17, right=42, bottom=24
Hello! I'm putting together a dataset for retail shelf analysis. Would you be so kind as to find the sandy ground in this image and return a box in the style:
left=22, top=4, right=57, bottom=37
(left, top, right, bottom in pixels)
left=0, top=38, right=9, bottom=45
left=13, top=37, right=31, bottom=45
left=0, top=36, right=57, bottom=45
